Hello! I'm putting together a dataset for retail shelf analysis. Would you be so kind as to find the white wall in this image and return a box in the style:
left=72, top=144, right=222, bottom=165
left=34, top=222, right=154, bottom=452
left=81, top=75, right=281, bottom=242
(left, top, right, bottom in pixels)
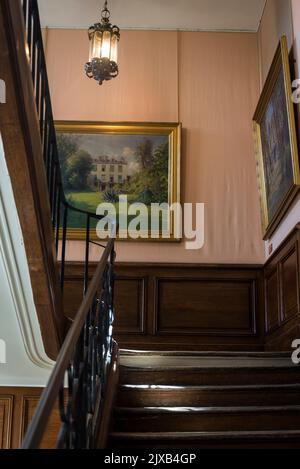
left=0, top=133, right=53, bottom=386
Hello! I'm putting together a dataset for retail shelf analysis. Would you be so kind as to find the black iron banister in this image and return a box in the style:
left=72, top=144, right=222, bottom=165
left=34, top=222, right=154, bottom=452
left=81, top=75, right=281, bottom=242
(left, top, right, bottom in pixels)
left=21, top=0, right=111, bottom=293
left=14, top=0, right=119, bottom=448
left=22, top=238, right=116, bottom=449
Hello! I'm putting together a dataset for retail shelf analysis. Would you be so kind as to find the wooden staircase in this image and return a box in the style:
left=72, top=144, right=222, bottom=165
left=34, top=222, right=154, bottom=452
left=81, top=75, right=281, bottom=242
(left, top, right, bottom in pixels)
left=109, top=351, right=300, bottom=449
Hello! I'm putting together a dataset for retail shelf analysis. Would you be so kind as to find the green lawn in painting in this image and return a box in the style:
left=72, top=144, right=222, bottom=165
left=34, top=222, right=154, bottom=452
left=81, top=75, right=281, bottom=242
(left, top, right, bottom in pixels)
left=66, top=191, right=104, bottom=228
left=65, top=191, right=169, bottom=232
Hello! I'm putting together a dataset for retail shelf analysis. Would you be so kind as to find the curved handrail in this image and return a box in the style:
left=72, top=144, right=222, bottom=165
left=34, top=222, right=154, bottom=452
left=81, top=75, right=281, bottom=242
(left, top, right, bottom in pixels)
left=16, top=0, right=119, bottom=448
left=20, top=0, right=116, bottom=294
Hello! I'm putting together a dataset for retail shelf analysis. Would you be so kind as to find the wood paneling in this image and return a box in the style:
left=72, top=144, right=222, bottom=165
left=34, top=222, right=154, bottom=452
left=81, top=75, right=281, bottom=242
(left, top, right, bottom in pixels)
left=265, top=268, right=280, bottom=332
left=281, top=247, right=299, bottom=322
left=0, top=397, right=13, bottom=449
left=155, top=278, right=256, bottom=336
left=0, top=388, right=61, bottom=449
left=63, top=263, right=264, bottom=351
left=21, top=395, right=61, bottom=449
left=264, top=225, right=300, bottom=351
left=114, top=277, right=146, bottom=335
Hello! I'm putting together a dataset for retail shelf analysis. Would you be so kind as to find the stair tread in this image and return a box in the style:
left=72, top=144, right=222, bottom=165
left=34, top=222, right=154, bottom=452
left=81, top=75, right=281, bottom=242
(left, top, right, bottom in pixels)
left=110, top=430, right=300, bottom=441
left=116, top=405, right=300, bottom=414
left=121, top=350, right=291, bottom=358
left=121, top=364, right=299, bottom=372
left=120, top=351, right=295, bottom=369
left=114, top=354, right=300, bottom=447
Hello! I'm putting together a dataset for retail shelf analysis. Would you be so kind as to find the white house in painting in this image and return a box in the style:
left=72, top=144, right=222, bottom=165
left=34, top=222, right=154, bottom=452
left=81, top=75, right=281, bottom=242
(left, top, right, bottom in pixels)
left=91, top=156, right=129, bottom=191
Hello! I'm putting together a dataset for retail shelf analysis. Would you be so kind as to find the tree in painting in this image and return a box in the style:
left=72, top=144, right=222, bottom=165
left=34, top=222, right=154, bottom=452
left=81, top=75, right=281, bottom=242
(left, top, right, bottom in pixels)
left=56, top=132, right=170, bottom=229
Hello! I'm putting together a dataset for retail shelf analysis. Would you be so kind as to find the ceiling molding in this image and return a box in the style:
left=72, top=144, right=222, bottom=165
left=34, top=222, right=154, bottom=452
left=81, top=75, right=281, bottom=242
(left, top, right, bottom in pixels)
left=38, top=0, right=266, bottom=33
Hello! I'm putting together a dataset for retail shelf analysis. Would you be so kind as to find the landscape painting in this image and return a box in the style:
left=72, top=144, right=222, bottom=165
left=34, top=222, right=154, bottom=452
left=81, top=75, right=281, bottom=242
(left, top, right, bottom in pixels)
left=253, top=36, right=300, bottom=239
left=259, top=68, right=294, bottom=221
left=55, top=122, right=181, bottom=240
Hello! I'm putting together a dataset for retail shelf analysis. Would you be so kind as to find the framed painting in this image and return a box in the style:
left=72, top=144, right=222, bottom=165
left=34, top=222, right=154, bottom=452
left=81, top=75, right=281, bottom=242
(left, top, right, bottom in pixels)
left=253, top=36, right=300, bottom=239
left=55, top=121, right=181, bottom=241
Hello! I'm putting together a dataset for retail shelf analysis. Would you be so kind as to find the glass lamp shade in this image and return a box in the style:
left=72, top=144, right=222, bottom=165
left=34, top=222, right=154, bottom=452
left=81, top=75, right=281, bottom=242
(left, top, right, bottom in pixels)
left=88, top=29, right=119, bottom=63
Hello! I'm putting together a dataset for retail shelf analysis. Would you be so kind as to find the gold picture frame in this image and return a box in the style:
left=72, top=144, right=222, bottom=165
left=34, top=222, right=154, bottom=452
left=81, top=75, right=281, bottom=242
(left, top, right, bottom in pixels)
left=55, top=121, right=181, bottom=241
left=253, top=36, right=300, bottom=240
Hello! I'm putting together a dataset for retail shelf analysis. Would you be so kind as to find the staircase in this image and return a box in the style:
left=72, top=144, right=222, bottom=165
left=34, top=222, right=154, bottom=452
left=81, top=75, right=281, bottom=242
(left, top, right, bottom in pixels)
left=109, top=351, right=300, bottom=449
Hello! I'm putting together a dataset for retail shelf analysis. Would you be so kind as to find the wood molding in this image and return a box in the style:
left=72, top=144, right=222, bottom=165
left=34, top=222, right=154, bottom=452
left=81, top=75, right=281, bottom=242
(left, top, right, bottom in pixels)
left=63, top=262, right=265, bottom=351
left=264, top=225, right=300, bottom=350
left=0, top=396, right=13, bottom=449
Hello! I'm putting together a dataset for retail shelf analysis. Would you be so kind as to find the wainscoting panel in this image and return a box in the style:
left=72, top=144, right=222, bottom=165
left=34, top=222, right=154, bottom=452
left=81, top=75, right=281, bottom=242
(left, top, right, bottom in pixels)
left=265, top=267, right=280, bottom=332
left=155, top=278, right=256, bottom=336
left=64, top=263, right=264, bottom=351
left=264, top=225, right=300, bottom=351
left=0, top=388, right=60, bottom=449
left=114, top=276, right=147, bottom=335
left=280, top=246, right=299, bottom=323
left=0, top=397, right=13, bottom=449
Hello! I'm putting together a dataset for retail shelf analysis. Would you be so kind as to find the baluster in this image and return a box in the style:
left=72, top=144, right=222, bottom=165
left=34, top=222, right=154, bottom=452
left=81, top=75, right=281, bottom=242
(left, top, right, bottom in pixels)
left=22, top=0, right=28, bottom=28
left=84, top=215, right=91, bottom=294
left=60, top=204, right=68, bottom=291
left=51, top=163, right=58, bottom=223
left=19, top=0, right=118, bottom=449
left=31, top=10, right=37, bottom=83
left=39, top=70, right=45, bottom=137
left=42, top=113, right=49, bottom=164
left=55, top=186, right=62, bottom=255
left=27, top=1, right=33, bottom=62
left=35, top=43, right=41, bottom=111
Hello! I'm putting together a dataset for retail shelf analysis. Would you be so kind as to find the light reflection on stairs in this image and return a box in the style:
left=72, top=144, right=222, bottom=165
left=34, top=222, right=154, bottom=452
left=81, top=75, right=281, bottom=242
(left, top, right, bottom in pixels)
left=109, top=351, right=300, bottom=449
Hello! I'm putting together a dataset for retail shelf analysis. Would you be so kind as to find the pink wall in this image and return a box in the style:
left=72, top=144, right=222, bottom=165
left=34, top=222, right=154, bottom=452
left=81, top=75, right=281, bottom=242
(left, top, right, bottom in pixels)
left=45, top=29, right=265, bottom=264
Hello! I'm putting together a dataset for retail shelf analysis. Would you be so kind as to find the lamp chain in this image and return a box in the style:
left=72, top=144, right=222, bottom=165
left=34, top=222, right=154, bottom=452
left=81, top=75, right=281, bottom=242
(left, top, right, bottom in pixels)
left=102, top=0, right=110, bottom=22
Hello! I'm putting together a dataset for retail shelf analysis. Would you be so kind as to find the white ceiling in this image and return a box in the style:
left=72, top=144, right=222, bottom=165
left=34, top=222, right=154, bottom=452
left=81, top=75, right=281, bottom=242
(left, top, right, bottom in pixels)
left=38, top=0, right=266, bottom=32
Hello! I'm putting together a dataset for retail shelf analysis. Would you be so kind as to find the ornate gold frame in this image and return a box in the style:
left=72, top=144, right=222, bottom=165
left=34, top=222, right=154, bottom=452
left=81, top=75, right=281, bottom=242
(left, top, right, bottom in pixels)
left=55, top=121, right=181, bottom=241
left=253, top=36, right=300, bottom=240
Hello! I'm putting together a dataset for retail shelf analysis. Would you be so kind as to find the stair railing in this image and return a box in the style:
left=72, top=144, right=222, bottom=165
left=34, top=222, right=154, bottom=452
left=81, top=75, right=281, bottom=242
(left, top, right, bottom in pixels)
left=21, top=0, right=107, bottom=293
left=1, top=0, right=120, bottom=448
left=22, top=237, right=118, bottom=449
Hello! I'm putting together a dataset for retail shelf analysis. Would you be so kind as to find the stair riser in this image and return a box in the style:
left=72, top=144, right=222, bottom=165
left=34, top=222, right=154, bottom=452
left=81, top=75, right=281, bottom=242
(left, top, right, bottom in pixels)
left=109, top=438, right=300, bottom=449
left=117, top=389, right=300, bottom=407
left=120, top=369, right=300, bottom=386
left=115, top=411, right=300, bottom=432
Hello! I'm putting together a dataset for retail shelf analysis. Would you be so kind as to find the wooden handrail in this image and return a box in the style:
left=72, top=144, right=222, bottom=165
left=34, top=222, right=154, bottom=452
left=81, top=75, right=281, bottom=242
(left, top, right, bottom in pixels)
left=0, top=0, right=66, bottom=357
left=2, top=0, right=120, bottom=448
left=22, top=237, right=115, bottom=449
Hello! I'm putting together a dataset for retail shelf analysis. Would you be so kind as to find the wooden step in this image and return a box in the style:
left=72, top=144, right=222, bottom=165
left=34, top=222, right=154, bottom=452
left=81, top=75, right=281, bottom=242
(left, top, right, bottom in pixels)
left=109, top=430, right=300, bottom=449
left=117, top=384, right=300, bottom=407
left=120, top=353, right=293, bottom=368
left=114, top=405, right=300, bottom=433
left=120, top=350, right=291, bottom=359
left=120, top=365, right=300, bottom=386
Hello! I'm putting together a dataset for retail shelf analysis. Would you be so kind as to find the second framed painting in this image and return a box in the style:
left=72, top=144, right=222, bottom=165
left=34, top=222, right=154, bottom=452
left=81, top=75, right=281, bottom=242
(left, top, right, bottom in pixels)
left=253, top=36, right=300, bottom=239
left=55, top=121, right=181, bottom=241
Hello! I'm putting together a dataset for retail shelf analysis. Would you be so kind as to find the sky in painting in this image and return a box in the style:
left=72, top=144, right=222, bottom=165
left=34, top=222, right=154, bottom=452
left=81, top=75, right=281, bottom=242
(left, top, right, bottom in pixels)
left=71, top=133, right=168, bottom=176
